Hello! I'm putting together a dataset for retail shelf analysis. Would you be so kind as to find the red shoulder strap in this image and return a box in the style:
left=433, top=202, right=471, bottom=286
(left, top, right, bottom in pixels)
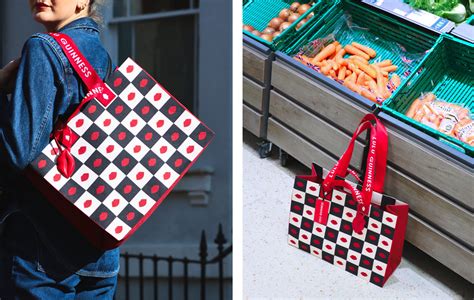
left=48, top=32, right=115, bottom=108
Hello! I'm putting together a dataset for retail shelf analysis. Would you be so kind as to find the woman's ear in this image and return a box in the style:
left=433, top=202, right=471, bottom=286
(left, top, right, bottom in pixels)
left=76, top=0, right=89, bottom=13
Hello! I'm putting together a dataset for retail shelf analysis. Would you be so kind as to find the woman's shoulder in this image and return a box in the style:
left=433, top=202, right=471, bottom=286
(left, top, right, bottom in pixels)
left=21, top=33, right=69, bottom=70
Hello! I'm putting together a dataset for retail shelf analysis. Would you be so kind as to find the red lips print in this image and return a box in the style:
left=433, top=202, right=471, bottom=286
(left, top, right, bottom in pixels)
left=38, top=160, right=47, bottom=169
left=145, top=132, right=153, bottom=141
left=106, top=145, right=114, bottom=153
left=113, top=77, right=122, bottom=87
left=126, top=212, right=135, bottom=221
left=84, top=199, right=92, bottom=208
left=115, top=105, right=124, bottom=115
left=168, top=106, right=176, bottom=115
left=198, top=132, right=207, bottom=140
left=81, top=173, right=89, bottom=182
left=151, top=185, right=160, bottom=194
left=171, top=132, right=179, bottom=141
left=99, top=212, right=108, bottom=221
left=88, top=105, right=97, bottom=114
left=78, top=146, right=87, bottom=155
left=140, top=79, right=148, bottom=87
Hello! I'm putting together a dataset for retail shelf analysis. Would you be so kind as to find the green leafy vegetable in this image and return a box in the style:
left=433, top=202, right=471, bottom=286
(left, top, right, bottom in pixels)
left=407, top=0, right=468, bottom=22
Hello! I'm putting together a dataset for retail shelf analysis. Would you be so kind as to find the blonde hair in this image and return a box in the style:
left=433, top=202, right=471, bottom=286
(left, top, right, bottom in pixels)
left=88, top=0, right=106, bottom=24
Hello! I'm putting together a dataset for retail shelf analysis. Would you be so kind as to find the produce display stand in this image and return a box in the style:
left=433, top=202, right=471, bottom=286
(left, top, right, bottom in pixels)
left=243, top=35, right=274, bottom=157
left=451, top=15, right=474, bottom=43
left=243, top=0, right=474, bottom=283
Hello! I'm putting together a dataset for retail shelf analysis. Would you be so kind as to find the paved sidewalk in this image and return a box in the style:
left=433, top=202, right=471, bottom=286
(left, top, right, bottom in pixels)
left=243, top=131, right=472, bottom=300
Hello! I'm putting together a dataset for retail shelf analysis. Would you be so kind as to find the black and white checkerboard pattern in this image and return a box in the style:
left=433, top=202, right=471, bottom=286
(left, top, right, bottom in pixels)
left=287, top=175, right=398, bottom=287
left=31, top=58, right=213, bottom=242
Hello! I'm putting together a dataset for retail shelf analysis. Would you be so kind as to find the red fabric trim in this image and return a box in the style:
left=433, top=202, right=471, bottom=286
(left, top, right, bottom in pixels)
left=381, top=203, right=409, bottom=286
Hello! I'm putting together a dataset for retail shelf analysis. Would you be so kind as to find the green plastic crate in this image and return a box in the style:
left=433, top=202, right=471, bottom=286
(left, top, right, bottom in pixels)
left=285, top=1, right=438, bottom=77
left=383, top=34, right=474, bottom=156
left=243, top=0, right=338, bottom=50
left=466, top=15, right=474, bottom=25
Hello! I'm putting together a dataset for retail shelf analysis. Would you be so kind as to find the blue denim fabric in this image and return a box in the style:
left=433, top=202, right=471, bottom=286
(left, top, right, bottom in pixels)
left=0, top=17, right=120, bottom=297
left=0, top=213, right=118, bottom=299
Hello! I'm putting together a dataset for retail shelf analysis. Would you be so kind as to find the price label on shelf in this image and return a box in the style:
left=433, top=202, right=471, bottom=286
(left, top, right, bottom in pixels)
left=361, top=0, right=454, bottom=33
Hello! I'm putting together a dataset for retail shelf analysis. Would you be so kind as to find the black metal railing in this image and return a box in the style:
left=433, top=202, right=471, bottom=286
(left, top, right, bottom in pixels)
left=116, top=224, right=232, bottom=300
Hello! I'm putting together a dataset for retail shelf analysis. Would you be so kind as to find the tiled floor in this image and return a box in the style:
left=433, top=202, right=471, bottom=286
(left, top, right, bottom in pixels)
left=243, top=131, right=472, bottom=300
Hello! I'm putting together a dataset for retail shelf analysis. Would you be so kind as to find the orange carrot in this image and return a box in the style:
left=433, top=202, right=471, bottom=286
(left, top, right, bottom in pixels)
left=374, top=59, right=392, bottom=67
left=375, top=66, right=384, bottom=92
left=381, top=65, right=398, bottom=73
left=335, top=49, right=346, bottom=66
left=347, top=62, right=360, bottom=75
left=352, top=42, right=376, bottom=58
left=346, top=72, right=357, bottom=84
left=356, top=72, right=367, bottom=85
left=350, top=55, right=369, bottom=65
left=361, top=89, right=377, bottom=102
left=353, top=60, right=376, bottom=79
left=329, top=69, right=336, bottom=78
left=344, top=81, right=362, bottom=94
left=344, top=45, right=370, bottom=60
left=391, top=74, right=401, bottom=88
left=346, top=69, right=351, bottom=76
left=338, top=66, right=347, bottom=80
left=312, top=44, right=336, bottom=63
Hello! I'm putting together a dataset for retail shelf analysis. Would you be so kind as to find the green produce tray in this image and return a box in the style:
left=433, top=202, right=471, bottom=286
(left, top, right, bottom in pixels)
left=284, top=0, right=438, bottom=84
left=383, top=34, right=474, bottom=156
left=243, top=0, right=338, bottom=50
left=466, top=15, right=474, bottom=24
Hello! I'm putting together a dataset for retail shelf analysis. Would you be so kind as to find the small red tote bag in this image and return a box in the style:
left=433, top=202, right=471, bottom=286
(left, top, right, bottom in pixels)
left=287, top=114, right=409, bottom=287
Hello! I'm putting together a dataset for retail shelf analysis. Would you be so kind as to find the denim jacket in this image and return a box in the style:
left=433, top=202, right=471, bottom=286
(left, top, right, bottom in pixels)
left=0, top=18, right=119, bottom=278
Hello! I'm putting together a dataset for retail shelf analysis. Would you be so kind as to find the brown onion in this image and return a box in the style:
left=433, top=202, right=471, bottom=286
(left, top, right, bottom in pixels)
left=251, top=30, right=261, bottom=37
left=260, top=34, right=274, bottom=42
left=279, top=22, right=291, bottom=32
left=278, top=9, right=291, bottom=20
left=289, top=2, right=300, bottom=12
left=288, top=13, right=300, bottom=23
left=297, top=4, right=311, bottom=15
left=306, top=12, right=315, bottom=20
left=262, top=27, right=276, bottom=34
left=296, top=19, right=307, bottom=30
left=243, top=24, right=254, bottom=32
left=268, top=17, right=284, bottom=29
left=272, top=31, right=281, bottom=38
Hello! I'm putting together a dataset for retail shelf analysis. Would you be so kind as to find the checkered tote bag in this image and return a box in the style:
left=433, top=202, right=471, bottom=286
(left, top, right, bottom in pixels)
left=287, top=114, right=409, bottom=287
left=25, top=33, right=214, bottom=249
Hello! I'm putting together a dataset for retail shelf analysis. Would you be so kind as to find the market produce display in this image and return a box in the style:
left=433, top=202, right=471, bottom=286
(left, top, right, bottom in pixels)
left=405, top=93, right=474, bottom=146
left=294, top=40, right=402, bottom=104
left=243, top=1, right=316, bottom=43
left=406, top=0, right=473, bottom=23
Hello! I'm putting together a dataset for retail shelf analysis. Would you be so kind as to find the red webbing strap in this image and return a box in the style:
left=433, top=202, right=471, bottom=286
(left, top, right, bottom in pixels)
left=323, top=114, right=388, bottom=193
left=48, top=32, right=115, bottom=116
